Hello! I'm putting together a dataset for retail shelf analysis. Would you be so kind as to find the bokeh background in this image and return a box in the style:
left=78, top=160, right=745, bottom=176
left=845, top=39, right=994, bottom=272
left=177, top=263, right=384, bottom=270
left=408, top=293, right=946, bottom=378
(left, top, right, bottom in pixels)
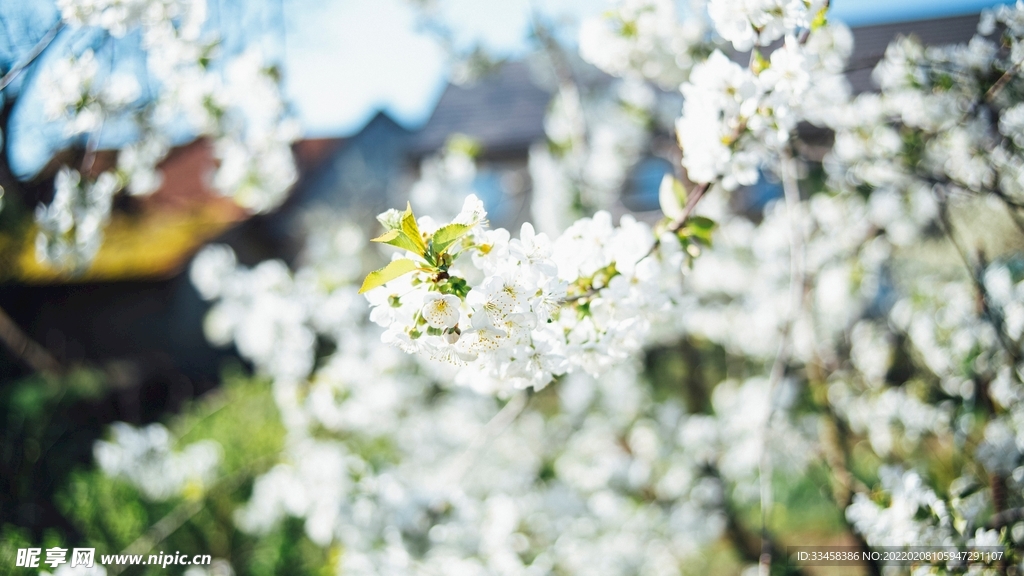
left=0, top=0, right=1020, bottom=575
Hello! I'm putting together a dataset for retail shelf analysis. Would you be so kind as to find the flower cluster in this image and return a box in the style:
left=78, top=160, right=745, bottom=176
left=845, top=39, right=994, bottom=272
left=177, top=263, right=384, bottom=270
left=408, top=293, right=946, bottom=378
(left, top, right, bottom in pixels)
left=578, top=0, right=714, bottom=89
left=56, top=0, right=206, bottom=39
left=707, top=0, right=827, bottom=52
left=676, top=24, right=851, bottom=189
left=190, top=239, right=366, bottom=385
left=579, top=0, right=850, bottom=192
left=362, top=196, right=689, bottom=392
left=846, top=467, right=956, bottom=548
left=37, top=49, right=141, bottom=137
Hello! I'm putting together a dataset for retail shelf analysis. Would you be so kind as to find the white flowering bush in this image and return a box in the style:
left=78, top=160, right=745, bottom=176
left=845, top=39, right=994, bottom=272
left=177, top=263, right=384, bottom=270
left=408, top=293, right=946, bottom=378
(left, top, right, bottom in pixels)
left=35, top=0, right=1024, bottom=574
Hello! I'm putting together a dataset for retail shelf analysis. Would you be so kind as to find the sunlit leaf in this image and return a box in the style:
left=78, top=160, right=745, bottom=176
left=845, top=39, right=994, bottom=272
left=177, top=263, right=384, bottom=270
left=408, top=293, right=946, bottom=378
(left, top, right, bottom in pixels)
left=372, top=229, right=423, bottom=254
left=358, top=258, right=421, bottom=294
left=400, top=203, right=427, bottom=255
left=683, top=216, right=717, bottom=246
left=431, top=223, right=471, bottom=255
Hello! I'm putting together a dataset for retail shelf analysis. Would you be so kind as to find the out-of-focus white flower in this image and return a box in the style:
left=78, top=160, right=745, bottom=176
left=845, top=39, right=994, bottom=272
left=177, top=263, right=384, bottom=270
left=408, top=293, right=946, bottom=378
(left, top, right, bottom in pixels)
left=847, top=468, right=954, bottom=548
left=708, top=0, right=825, bottom=52
left=94, top=423, right=221, bottom=501
left=35, top=168, right=120, bottom=272
left=579, top=0, right=714, bottom=88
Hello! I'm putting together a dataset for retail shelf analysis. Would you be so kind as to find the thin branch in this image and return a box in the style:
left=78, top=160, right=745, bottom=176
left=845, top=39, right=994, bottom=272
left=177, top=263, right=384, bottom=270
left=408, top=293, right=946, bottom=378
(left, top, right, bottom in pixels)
left=530, top=12, right=577, bottom=97
left=81, top=121, right=104, bottom=175
left=529, top=10, right=598, bottom=215
left=108, top=457, right=270, bottom=575
left=446, top=391, right=529, bottom=483
left=714, top=466, right=809, bottom=576
left=796, top=0, right=830, bottom=45
left=934, top=190, right=1023, bottom=365
left=816, top=398, right=882, bottom=575
left=644, top=181, right=711, bottom=260
left=984, top=61, right=1019, bottom=103
left=757, top=148, right=805, bottom=576
left=988, top=507, right=1024, bottom=530
left=0, top=20, right=64, bottom=93
left=0, top=305, right=61, bottom=375
left=111, top=501, right=204, bottom=573
left=563, top=181, right=712, bottom=305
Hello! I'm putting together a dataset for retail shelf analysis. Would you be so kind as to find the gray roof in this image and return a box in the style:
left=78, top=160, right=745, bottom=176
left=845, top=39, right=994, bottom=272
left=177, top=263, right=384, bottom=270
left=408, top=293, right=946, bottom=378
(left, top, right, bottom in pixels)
left=407, top=61, right=553, bottom=158
left=846, top=13, right=981, bottom=93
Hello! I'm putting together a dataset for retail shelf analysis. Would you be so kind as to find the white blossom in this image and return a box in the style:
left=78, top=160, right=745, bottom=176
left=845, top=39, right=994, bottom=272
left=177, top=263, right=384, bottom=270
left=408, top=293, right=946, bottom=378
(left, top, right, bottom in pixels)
left=94, top=422, right=221, bottom=501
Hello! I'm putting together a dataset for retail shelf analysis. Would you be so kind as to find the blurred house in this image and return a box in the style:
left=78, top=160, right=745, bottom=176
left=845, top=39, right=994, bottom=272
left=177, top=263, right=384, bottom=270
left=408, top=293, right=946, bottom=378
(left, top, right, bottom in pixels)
left=0, top=12, right=985, bottom=410
left=278, top=12, right=986, bottom=226
left=267, top=61, right=550, bottom=246
left=846, top=13, right=981, bottom=94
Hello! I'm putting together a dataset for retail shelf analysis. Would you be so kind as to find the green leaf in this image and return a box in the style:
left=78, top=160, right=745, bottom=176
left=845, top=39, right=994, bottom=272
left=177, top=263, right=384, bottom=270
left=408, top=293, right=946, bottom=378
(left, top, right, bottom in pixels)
left=431, top=223, right=471, bottom=255
left=658, top=175, right=686, bottom=220
left=358, top=258, right=421, bottom=294
left=372, top=229, right=423, bottom=254
left=400, top=203, right=427, bottom=255
left=683, top=216, right=717, bottom=246
left=372, top=229, right=401, bottom=243
left=687, top=216, right=716, bottom=231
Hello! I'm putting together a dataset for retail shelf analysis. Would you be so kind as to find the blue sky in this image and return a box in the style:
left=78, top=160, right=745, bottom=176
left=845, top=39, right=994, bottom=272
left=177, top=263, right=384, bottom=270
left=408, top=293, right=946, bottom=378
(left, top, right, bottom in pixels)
left=830, top=0, right=1014, bottom=26
left=282, top=0, right=595, bottom=137
left=283, top=0, right=1017, bottom=138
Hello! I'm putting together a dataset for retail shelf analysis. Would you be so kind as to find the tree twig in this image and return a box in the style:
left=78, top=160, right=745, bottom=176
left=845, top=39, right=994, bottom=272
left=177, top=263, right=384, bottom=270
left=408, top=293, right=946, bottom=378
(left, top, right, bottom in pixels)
left=988, top=507, right=1024, bottom=530
left=108, top=456, right=271, bottom=575
left=815, top=391, right=882, bottom=575
left=0, top=304, right=61, bottom=375
left=757, top=148, right=805, bottom=576
left=713, top=466, right=809, bottom=576
left=642, top=181, right=712, bottom=261
left=933, top=190, right=1022, bottom=365
left=984, top=61, right=1019, bottom=103
left=0, top=20, right=64, bottom=93
left=446, top=391, right=529, bottom=483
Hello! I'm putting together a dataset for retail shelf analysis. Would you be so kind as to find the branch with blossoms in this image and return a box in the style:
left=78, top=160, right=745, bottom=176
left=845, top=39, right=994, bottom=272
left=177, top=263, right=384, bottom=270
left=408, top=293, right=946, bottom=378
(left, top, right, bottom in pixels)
left=0, top=20, right=64, bottom=91
left=362, top=195, right=689, bottom=391
left=360, top=5, right=867, bottom=570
